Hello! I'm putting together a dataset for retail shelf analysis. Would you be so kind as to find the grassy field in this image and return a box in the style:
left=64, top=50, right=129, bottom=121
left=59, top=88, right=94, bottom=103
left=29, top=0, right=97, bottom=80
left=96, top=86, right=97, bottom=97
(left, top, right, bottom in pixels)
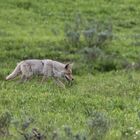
left=0, top=0, right=140, bottom=139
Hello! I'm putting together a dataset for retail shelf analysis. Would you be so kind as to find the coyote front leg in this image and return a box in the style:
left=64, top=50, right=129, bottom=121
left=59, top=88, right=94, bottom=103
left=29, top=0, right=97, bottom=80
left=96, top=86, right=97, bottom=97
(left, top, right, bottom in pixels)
left=53, top=77, right=65, bottom=88
left=41, top=75, right=48, bottom=83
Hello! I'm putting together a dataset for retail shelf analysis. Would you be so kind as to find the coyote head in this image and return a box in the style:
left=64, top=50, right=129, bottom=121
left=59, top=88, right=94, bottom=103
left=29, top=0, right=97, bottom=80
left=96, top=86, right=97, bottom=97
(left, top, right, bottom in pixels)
left=64, top=63, right=74, bottom=81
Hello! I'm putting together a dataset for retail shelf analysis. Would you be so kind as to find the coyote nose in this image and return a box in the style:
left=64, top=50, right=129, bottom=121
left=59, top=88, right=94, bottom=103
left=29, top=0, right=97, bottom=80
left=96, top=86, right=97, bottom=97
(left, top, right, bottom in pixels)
left=72, top=78, right=74, bottom=81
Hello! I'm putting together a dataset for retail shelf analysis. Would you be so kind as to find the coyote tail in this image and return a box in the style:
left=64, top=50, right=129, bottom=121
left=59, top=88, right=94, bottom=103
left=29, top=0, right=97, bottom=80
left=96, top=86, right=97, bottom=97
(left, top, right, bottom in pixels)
left=6, top=61, right=23, bottom=80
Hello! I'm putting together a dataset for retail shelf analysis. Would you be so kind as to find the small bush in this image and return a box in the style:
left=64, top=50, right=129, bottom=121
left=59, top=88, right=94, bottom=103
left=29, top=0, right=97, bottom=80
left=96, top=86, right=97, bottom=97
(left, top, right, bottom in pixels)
left=0, top=111, right=11, bottom=137
left=64, top=15, right=113, bottom=48
left=64, top=23, right=80, bottom=47
left=87, top=111, right=110, bottom=140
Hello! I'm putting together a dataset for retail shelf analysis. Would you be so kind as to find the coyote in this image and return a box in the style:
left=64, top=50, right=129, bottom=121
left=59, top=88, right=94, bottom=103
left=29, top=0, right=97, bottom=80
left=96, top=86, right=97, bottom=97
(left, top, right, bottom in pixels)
left=6, top=59, right=74, bottom=88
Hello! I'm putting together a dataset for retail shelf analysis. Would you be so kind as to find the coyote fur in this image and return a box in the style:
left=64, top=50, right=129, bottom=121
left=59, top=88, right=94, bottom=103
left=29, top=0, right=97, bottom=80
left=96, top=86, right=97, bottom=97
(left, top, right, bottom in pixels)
left=6, top=59, right=74, bottom=88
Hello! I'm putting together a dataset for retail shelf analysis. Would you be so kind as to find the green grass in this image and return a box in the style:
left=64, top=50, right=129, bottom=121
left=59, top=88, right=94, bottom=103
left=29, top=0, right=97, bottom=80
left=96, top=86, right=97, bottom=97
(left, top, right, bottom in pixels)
left=1, top=72, right=140, bottom=139
left=0, top=0, right=140, bottom=139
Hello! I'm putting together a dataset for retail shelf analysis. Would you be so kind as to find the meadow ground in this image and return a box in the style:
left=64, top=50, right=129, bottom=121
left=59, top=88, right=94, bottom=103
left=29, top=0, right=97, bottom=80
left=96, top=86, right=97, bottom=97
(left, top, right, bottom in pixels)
left=0, top=0, right=140, bottom=139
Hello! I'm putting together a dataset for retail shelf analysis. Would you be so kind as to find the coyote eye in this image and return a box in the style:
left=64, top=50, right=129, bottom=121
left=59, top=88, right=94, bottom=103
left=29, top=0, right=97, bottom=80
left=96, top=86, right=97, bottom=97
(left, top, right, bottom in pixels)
left=66, top=72, right=71, bottom=75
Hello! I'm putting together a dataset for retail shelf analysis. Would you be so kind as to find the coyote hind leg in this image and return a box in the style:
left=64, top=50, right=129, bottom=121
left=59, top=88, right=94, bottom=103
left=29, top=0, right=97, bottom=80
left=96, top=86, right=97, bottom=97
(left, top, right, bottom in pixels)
left=19, top=75, right=27, bottom=83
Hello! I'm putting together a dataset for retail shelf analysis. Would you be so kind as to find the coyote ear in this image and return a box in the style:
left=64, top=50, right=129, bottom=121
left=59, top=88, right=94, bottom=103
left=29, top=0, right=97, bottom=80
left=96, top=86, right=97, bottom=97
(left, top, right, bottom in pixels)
left=65, top=64, right=69, bottom=69
left=65, top=63, right=73, bottom=69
